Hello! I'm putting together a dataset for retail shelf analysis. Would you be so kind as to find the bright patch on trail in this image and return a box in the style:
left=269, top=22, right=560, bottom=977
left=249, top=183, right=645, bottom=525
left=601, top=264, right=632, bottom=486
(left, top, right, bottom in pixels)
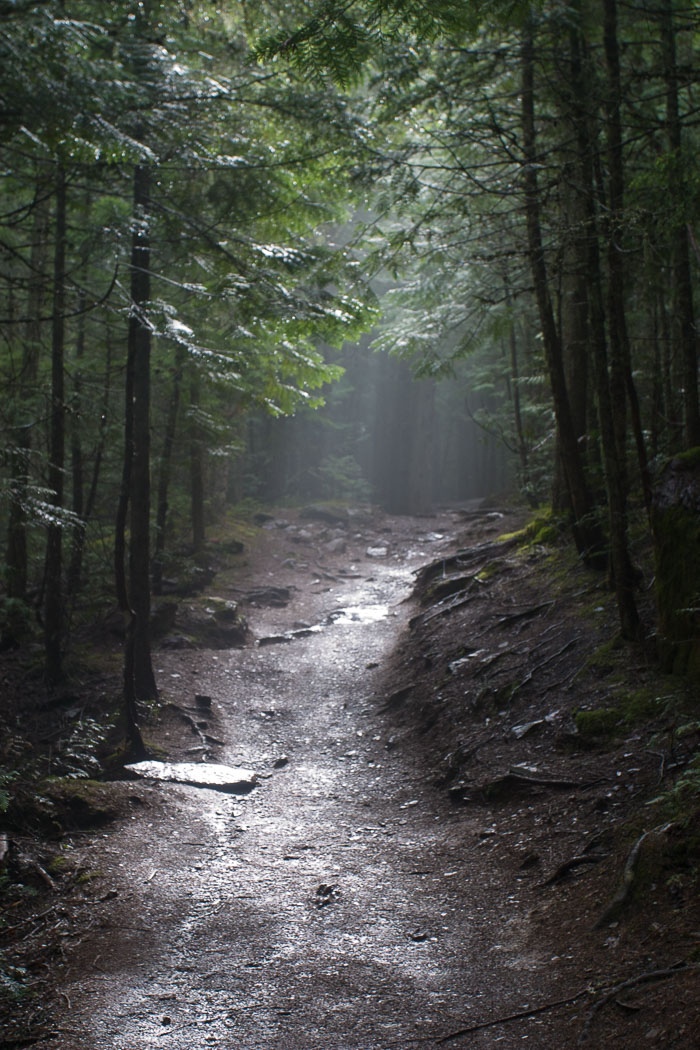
left=329, top=604, right=389, bottom=625
left=125, top=761, right=257, bottom=794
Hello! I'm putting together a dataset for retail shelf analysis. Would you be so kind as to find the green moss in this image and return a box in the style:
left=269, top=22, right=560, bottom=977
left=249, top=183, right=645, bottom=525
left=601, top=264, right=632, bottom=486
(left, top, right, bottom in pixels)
left=47, top=854, right=71, bottom=875
left=498, top=508, right=563, bottom=548
left=575, top=707, right=622, bottom=741
left=616, top=688, right=667, bottom=724
left=575, top=689, right=672, bottom=746
left=475, top=559, right=505, bottom=581
left=77, top=870, right=103, bottom=884
left=669, top=446, right=700, bottom=470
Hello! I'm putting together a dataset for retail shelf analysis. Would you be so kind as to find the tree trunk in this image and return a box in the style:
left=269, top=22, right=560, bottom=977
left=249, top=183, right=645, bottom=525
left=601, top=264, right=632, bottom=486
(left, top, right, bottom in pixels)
left=568, top=11, right=640, bottom=639
left=660, top=0, right=700, bottom=448
left=129, top=162, right=157, bottom=702
left=602, top=0, right=652, bottom=517
left=153, top=347, right=184, bottom=594
left=189, top=368, right=206, bottom=556
left=66, top=292, right=86, bottom=602
left=44, top=166, right=67, bottom=686
left=67, top=327, right=112, bottom=602
left=520, top=18, right=604, bottom=563
left=6, top=194, right=49, bottom=609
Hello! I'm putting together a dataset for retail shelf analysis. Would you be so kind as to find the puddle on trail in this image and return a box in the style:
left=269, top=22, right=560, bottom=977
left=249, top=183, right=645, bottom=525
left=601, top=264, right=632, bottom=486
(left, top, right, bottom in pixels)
left=327, top=603, right=389, bottom=625
left=257, top=603, right=390, bottom=646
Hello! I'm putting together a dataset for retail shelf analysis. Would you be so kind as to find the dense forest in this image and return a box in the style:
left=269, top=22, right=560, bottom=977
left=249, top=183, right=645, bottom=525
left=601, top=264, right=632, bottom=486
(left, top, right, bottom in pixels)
left=2, top=1, right=700, bottom=1043
left=1, top=0, right=700, bottom=826
left=2, top=0, right=699, bottom=702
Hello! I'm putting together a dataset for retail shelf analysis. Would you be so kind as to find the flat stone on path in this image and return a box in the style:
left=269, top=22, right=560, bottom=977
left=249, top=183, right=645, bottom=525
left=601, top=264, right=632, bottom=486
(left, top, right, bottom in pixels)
left=125, top=760, right=257, bottom=794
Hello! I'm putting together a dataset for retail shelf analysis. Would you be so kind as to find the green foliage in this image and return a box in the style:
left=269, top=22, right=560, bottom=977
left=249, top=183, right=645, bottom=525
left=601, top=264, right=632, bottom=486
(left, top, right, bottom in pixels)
left=0, top=768, right=17, bottom=814
left=313, top=453, right=371, bottom=501
left=256, top=0, right=488, bottom=83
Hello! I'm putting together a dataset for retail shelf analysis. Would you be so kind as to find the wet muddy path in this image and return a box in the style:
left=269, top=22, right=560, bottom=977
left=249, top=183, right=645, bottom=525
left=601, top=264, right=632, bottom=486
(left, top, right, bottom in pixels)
left=39, top=511, right=579, bottom=1049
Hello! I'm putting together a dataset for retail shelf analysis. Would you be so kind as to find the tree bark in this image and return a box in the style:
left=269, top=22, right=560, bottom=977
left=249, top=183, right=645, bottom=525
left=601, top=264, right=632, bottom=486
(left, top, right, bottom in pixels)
left=44, top=166, right=67, bottom=686
left=153, top=347, right=184, bottom=594
left=602, top=0, right=652, bottom=517
left=66, top=292, right=86, bottom=601
left=567, top=9, right=640, bottom=639
left=129, top=162, right=157, bottom=702
left=520, top=17, right=604, bottom=563
left=189, top=367, right=206, bottom=555
left=660, top=0, right=700, bottom=448
left=6, top=193, right=49, bottom=609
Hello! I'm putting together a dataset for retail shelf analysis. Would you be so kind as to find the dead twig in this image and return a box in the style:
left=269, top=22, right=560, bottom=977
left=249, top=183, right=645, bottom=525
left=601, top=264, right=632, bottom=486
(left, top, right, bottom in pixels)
left=577, top=962, right=697, bottom=1043
left=435, top=988, right=590, bottom=1044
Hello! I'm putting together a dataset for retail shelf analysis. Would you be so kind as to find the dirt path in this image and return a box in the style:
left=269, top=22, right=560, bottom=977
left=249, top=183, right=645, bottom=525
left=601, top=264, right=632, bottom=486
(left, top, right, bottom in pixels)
left=34, top=510, right=583, bottom=1050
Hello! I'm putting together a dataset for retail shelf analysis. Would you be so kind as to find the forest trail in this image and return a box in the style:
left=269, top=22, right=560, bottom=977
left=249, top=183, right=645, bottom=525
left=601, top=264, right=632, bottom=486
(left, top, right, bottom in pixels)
left=36, top=509, right=582, bottom=1050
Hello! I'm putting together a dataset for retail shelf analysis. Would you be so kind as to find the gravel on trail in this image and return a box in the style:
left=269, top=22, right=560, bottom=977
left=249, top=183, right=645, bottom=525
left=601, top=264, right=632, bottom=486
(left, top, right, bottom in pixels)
left=25, top=509, right=597, bottom=1049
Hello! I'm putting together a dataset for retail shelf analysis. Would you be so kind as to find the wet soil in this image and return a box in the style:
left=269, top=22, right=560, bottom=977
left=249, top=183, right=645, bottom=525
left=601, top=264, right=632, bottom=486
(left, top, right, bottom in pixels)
left=2, top=505, right=699, bottom=1049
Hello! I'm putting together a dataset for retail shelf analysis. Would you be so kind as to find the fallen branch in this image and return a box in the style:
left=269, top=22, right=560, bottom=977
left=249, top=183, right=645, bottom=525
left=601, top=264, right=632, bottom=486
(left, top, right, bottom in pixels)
left=435, top=989, right=589, bottom=1044
left=577, top=962, right=697, bottom=1044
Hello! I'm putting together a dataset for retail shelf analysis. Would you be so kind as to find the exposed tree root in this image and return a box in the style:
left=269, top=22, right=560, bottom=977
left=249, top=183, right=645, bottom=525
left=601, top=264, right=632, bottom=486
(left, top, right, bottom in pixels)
left=577, top=962, right=697, bottom=1044
left=434, top=989, right=589, bottom=1044
left=594, top=823, right=671, bottom=928
left=543, top=852, right=607, bottom=886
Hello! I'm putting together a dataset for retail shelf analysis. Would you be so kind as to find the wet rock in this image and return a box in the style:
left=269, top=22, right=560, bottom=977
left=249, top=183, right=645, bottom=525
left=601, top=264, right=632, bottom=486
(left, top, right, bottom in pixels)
left=244, top=586, right=291, bottom=607
left=409, top=929, right=429, bottom=942
left=314, top=883, right=339, bottom=907
left=273, top=755, right=290, bottom=769
left=366, top=546, right=388, bottom=558
left=299, top=505, right=349, bottom=525
left=208, top=597, right=241, bottom=623
left=382, top=685, right=413, bottom=711
left=125, top=761, right=257, bottom=794
left=161, top=597, right=250, bottom=649
left=511, top=719, right=545, bottom=740
left=160, top=634, right=196, bottom=650
left=195, top=694, right=212, bottom=710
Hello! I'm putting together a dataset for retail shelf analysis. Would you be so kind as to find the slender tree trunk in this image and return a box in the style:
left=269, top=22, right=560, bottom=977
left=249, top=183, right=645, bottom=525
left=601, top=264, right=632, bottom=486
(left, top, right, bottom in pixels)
left=153, top=347, right=184, bottom=594
left=660, top=0, right=700, bottom=448
left=68, top=328, right=114, bottom=612
left=520, top=17, right=604, bottom=562
left=189, top=368, right=206, bottom=556
left=129, top=162, right=157, bottom=702
left=568, top=10, right=640, bottom=638
left=45, top=166, right=67, bottom=686
left=6, top=194, right=49, bottom=608
left=114, top=318, right=145, bottom=755
left=602, top=0, right=652, bottom=517
left=66, top=292, right=86, bottom=601
left=503, top=280, right=532, bottom=500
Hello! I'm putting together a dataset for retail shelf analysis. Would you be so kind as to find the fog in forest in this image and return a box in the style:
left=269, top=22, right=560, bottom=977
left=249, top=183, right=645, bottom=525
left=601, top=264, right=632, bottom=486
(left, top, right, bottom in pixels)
left=246, top=337, right=509, bottom=513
